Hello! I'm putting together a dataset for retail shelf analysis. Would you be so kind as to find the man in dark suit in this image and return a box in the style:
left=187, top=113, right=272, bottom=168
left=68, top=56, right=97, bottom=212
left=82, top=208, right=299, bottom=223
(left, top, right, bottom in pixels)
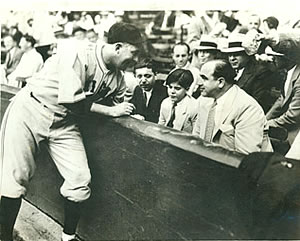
left=130, top=58, right=168, bottom=123
left=266, top=46, right=300, bottom=147
left=222, top=36, right=284, bottom=113
left=3, top=34, right=24, bottom=77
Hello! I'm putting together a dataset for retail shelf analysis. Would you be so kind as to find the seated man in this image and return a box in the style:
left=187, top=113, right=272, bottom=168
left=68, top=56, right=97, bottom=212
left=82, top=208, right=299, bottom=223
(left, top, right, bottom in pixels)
left=7, top=34, right=44, bottom=88
left=3, top=34, right=24, bottom=77
left=266, top=47, right=300, bottom=148
left=188, top=36, right=220, bottom=98
left=159, top=69, right=198, bottom=133
left=172, top=42, right=191, bottom=70
left=193, top=59, right=272, bottom=154
left=130, top=58, right=167, bottom=123
left=222, top=36, right=284, bottom=113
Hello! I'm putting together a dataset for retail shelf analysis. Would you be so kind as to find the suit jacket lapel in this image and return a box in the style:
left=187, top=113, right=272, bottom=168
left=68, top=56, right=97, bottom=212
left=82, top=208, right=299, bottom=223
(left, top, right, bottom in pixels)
left=283, top=65, right=300, bottom=106
left=212, top=85, right=238, bottom=138
left=237, top=67, right=252, bottom=88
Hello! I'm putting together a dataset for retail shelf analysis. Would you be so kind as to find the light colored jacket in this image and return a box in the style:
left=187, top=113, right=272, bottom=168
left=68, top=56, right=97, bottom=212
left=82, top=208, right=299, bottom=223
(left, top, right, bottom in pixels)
left=193, top=85, right=273, bottom=154
left=159, top=95, right=198, bottom=133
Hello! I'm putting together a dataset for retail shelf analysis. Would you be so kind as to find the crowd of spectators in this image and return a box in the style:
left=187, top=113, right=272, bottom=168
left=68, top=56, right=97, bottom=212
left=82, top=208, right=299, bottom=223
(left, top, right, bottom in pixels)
left=1, top=10, right=300, bottom=159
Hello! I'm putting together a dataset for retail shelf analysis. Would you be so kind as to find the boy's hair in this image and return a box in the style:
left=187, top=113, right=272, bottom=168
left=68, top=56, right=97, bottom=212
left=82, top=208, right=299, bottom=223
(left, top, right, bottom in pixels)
left=134, top=58, right=157, bottom=74
left=107, top=22, right=143, bottom=47
left=166, top=69, right=193, bottom=90
left=172, top=42, right=190, bottom=54
left=263, top=16, right=279, bottom=30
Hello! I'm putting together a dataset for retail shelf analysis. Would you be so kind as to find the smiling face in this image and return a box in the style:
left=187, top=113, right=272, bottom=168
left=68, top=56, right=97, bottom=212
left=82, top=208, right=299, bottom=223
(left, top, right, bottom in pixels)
left=228, top=51, right=249, bottom=70
left=167, top=82, right=187, bottom=103
left=116, top=43, right=140, bottom=70
left=173, top=44, right=189, bottom=68
left=135, top=67, right=156, bottom=91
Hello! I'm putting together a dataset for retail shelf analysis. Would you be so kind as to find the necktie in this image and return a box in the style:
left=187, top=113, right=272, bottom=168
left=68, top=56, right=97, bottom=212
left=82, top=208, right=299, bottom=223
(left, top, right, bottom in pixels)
left=167, top=102, right=177, bottom=128
left=5, top=51, right=12, bottom=68
left=143, top=91, right=148, bottom=106
left=204, top=100, right=217, bottom=142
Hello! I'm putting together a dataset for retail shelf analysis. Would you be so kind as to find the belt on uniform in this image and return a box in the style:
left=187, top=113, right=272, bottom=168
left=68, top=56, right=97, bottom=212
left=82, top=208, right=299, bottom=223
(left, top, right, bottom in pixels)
left=30, top=92, right=49, bottom=109
left=30, top=92, right=68, bottom=118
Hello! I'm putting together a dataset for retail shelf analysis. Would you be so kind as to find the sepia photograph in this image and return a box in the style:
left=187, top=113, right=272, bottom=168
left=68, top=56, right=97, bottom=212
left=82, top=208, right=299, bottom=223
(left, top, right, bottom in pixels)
left=0, top=0, right=300, bottom=240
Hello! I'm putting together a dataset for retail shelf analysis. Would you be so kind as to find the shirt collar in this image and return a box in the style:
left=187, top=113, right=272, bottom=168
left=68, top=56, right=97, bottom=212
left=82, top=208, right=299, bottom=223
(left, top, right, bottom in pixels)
left=216, top=85, right=234, bottom=106
left=96, top=42, right=110, bottom=74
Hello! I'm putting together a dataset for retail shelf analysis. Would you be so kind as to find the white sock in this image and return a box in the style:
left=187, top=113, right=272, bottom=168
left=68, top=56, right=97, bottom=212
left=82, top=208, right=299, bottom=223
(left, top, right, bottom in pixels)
left=61, top=232, right=75, bottom=241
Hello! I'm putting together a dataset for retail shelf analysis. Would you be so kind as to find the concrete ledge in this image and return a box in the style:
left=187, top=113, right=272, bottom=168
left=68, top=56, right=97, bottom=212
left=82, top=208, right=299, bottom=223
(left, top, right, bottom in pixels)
left=14, top=200, right=62, bottom=241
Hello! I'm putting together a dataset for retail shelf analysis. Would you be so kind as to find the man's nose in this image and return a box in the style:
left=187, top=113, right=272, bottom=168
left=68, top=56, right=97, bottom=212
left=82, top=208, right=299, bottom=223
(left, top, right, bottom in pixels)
left=229, top=55, right=235, bottom=60
left=140, top=77, right=147, bottom=83
left=133, top=55, right=139, bottom=63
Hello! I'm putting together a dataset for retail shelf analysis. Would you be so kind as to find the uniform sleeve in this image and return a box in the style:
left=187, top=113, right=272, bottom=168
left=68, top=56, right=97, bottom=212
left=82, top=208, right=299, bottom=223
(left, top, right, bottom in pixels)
left=57, top=41, right=87, bottom=104
left=111, top=74, right=126, bottom=105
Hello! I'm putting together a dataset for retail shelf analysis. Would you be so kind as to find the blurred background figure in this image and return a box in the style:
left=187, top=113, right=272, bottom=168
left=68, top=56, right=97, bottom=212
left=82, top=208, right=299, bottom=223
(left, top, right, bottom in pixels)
left=7, top=34, right=43, bottom=88
left=86, top=29, right=98, bottom=43
left=2, top=34, right=24, bottom=77
left=72, top=26, right=87, bottom=41
left=247, top=14, right=261, bottom=32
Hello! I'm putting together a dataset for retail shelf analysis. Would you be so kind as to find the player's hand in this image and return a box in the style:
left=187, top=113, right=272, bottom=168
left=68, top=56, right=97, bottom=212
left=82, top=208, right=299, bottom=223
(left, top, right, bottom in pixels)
left=112, top=102, right=135, bottom=117
left=131, top=114, right=145, bottom=120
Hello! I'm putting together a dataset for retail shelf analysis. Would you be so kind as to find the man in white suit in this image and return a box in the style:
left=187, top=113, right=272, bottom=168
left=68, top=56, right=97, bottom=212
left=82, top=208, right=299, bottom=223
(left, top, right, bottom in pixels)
left=193, top=59, right=272, bottom=154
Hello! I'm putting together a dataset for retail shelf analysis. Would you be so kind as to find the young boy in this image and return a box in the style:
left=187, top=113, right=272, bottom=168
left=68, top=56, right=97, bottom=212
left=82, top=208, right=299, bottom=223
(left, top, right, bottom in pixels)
left=130, top=58, right=167, bottom=123
left=158, top=69, right=198, bottom=133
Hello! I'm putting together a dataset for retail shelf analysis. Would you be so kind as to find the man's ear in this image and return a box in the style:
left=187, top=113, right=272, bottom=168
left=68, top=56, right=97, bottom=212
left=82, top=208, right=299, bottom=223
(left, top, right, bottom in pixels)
left=115, top=42, right=123, bottom=52
left=218, top=77, right=225, bottom=88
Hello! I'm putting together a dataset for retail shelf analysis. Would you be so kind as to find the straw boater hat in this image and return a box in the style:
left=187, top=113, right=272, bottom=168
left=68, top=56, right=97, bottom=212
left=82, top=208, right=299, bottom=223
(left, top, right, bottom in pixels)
left=194, top=36, right=218, bottom=51
left=221, top=34, right=246, bottom=53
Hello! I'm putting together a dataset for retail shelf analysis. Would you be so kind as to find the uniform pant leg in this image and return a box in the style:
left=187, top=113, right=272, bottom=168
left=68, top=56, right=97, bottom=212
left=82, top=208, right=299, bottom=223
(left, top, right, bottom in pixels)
left=0, top=89, right=49, bottom=198
left=47, top=115, right=91, bottom=203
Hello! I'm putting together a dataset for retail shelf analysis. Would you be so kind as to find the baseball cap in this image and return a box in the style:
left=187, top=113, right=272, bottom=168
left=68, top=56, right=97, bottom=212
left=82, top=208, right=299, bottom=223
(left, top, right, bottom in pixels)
left=107, top=22, right=144, bottom=47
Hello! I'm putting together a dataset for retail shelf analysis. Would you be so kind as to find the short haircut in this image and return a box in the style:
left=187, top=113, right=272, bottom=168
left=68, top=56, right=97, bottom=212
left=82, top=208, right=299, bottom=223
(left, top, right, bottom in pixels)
left=210, top=59, right=236, bottom=85
left=107, top=22, right=143, bottom=46
left=72, top=26, right=87, bottom=35
left=249, top=14, right=261, bottom=25
left=22, top=34, right=36, bottom=47
left=86, top=29, right=97, bottom=34
left=172, top=42, right=190, bottom=54
left=166, top=69, right=194, bottom=90
left=134, top=58, right=157, bottom=74
left=263, top=16, right=279, bottom=30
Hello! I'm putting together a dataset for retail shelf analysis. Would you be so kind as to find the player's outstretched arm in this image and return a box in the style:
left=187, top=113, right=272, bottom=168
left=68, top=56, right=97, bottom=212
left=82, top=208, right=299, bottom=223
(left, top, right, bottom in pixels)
left=90, top=102, right=136, bottom=117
